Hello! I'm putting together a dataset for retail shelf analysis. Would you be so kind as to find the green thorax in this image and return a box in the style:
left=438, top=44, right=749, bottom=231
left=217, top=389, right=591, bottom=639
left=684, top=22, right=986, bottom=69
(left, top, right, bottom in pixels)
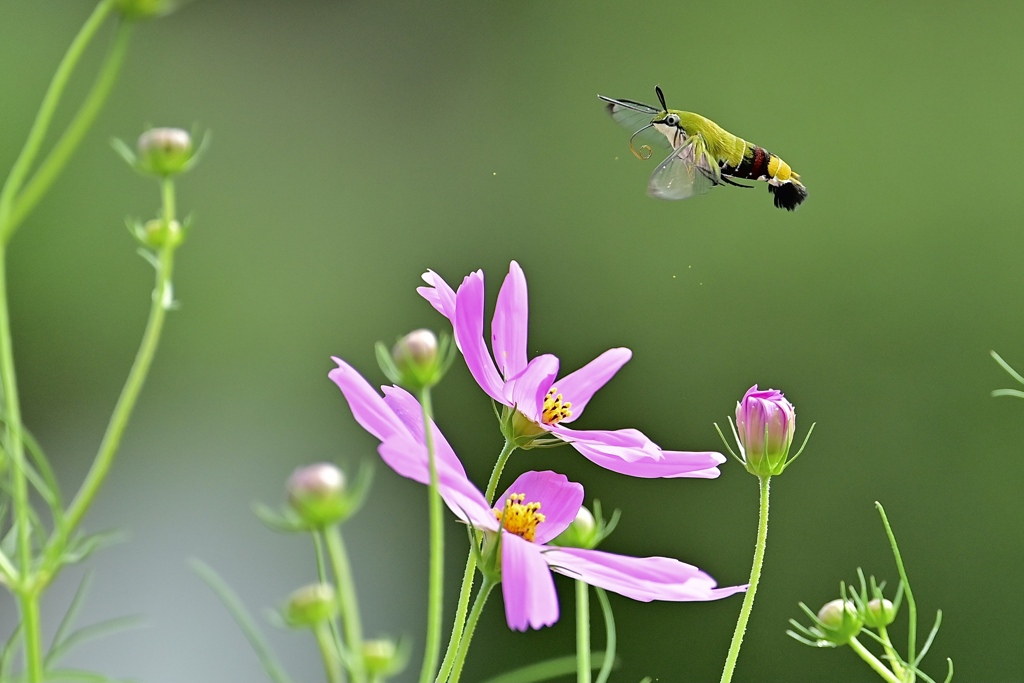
left=654, top=109, right=750, bottom=167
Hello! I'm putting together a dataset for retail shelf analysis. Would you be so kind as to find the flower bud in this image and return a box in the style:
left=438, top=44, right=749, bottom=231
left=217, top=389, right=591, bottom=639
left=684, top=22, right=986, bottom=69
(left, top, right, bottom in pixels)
left=139, top=218, right=183, bottom=249
left=285, top=583, right=338, bottom=628
left=735, top=385, right=796, bottom=476
left=551, top=506, right=599, bottom=549
left=380, top=329, right=453, bottom=391
left=115, top=0, right=175, bottom=20
left=816, top=599, right=862, bottom=645
left=363, top=638, right=408, bottom=678
left=864, top=597, right=897, bottom=628
left=286, top=463, right=348, bottom=527
left=137, top=127, right=193, bottom=176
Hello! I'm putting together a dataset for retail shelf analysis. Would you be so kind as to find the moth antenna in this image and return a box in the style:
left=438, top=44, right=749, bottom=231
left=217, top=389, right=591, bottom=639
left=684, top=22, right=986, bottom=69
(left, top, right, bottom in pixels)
left=656, top=85, right=668, bottom=111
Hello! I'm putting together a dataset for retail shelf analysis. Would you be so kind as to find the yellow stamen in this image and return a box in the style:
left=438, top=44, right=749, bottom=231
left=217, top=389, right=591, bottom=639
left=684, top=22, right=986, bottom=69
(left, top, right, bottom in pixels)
left=541, top=387, right=572, bottom=425
left=494, top=493, right=546, bottom=543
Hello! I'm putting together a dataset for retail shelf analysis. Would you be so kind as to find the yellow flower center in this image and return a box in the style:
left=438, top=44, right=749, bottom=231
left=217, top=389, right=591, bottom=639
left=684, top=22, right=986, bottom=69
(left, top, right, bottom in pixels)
left=541, top=387, right=572, bottom=425
left=494, top=493, right=546, bottom=542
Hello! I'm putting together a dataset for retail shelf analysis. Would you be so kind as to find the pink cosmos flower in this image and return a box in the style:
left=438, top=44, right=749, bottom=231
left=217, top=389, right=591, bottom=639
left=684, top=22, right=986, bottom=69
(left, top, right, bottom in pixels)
left=328, top=358, right=746, bottom=630
left=735, top=385, right=796, bottom=477
left=417, top=261, right=724, bottom=478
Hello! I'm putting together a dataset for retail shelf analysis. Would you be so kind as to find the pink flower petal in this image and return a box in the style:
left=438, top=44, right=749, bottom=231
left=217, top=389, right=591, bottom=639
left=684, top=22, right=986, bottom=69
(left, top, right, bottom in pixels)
left=554, top=348, right=631, bottom=422
left=496, top=471, right=583, bottom=545
left=417, top=270, right=457, bottom=322
left=504, top=354, right=558, bottom=422
left=454, top=270, right=506, bottom=403
left=380, top=385, right=469, bottom=478
left=501, top=533, right=559, bottom=631
left=328, top=358, right=408, bottom=442
left=543, top=547, right=746, bottom=602
left=548, top=426, right=660, bottom=463
left=377, top=435, right=496, bottom=531
left=491, top=261, right=529, bottom=381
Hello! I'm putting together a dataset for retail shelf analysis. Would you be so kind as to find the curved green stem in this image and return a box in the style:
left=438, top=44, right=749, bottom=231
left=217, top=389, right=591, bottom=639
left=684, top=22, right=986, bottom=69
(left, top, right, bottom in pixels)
left=5, top=18, right=133, bottom=242
left=484, top=438, right=516, bottom=505
left=719, top=475, right=771, bottom=683
left=575, top=581, right=591, bottom=683
left=315, top=621, right=345, bottom=683
left=876, top=503, right=917, bottom=681
left=314, top=532, right=349, bottom=683
left=876, top=625, right=906, bottom=681
left=58, top=181, right=177, bottom=539
left=0, top=0, right=115, bottom=237
left=849, top=636, right=902, bottom=683
left=325, top=526, right=366, bottom=683
left=419, top=388, right=443, bottom=683
left=593, top=588, right=616, bottom=683
left=448, top=578, right=496, bottom=683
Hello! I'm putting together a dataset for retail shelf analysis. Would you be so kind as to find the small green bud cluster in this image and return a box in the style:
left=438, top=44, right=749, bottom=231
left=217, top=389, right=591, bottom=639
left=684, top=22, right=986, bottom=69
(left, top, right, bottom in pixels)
left=788, top=570, right=903, bottom=648
left=376, top=329, right=457, bottom=392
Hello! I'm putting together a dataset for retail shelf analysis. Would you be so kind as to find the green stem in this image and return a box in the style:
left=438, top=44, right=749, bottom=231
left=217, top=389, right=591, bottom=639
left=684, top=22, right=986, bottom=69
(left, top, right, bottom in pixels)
left=435, top=551, right=477, bottom=683
left=0, top=244, right=42, bottom=680
left=448, top=578, right=496, bottom=683
left=419, top=388, right=443, bottom=683
left=849, top=636, right=902, bottom=683
left=593, top=588, right=616, bottom=683
left=0, top=0, right=115, bottom=237
left=876, top=625, right=906, bottom=681
left=575, top=581, right=591, bottom=683
left=5, top=18, right=133, bottom=242
left=314, top=532, right=349, bottom=683
left=484, top=438, right=516, bottom=505
left=58, top=182, right=177, bottom=539
left=315, top=622, right=344, bottom=683
left=719, top=475, right=771, bottom=683
left=876, top=503, right=916, bottom=682
left=325, top=525, right=366, bottom=683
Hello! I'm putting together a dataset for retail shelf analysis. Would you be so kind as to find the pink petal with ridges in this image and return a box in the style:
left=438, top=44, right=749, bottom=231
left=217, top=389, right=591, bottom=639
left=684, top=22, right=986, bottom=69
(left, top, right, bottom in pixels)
left=417, top=270, right=457, bottom=321
left=543, top=548, right=746, bottom=602
left=496, top=471, right=583, bottom=545
left=549, top=425, right=661, bottom=463
left=501, top=533, right=559, bottom=631
left=504, top=355, right=558, bottom=422
left=555, top=348, right=631, bottom=422
left=454, top=271, right=506, bottom=402
left=491, top=261, right=529, bottom=380
left=380, top=385, right=469, bottom=478
left=328, top=358, right=408, bottom=442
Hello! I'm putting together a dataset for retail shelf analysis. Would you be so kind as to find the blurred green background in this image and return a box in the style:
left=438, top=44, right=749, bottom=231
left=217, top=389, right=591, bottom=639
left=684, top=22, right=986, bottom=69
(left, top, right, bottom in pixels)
left=2, top=1, right=1023, bottom=681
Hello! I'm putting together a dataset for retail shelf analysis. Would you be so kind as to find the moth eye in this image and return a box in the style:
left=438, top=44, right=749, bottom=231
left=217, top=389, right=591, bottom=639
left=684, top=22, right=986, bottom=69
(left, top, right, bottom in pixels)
left=664, top=113, right=680, bottom=126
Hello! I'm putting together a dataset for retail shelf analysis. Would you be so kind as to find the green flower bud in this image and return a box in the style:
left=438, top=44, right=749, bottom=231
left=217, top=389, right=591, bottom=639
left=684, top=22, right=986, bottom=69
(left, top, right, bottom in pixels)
left=551, top=506, right=598, bottom=549
left=864, top=597, right=897, bottom=628
left=287, top=463, right=348, bottom=527
left=115, top=0, right=175, bottom=19
left=816, top=599, right=863, bottom=645
left=137, top=128, right=193, bottom=176
left=384, top=328, right=450, bottom=391
left=363, top=638, right=408, bottom=678
left=138, top=218, right=183, bottom=249
left=285, top=583, right=338, bottom=628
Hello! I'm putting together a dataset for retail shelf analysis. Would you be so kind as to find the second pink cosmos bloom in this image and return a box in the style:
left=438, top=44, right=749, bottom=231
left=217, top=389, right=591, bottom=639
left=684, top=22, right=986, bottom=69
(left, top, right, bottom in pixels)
left=418, top=261, right=724, bottom=478
left=329, top=358, right=745, bottom=630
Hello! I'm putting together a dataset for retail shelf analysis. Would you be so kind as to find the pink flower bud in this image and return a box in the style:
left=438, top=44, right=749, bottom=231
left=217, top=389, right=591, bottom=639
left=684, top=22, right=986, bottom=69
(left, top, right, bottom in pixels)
left=735, top=385, right=796, bottom=476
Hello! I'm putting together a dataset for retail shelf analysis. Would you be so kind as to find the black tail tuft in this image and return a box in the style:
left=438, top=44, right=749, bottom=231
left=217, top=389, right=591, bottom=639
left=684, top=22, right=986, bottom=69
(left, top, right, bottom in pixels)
left=767, top=182, right=808, bottom=211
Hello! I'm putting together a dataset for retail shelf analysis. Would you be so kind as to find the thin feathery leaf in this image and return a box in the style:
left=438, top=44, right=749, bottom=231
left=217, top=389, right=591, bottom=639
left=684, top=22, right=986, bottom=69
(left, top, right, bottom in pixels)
left=991, top=350, right=1024, bottom=384
left=46, top=616, right=144, bottom=667
left=479, top=652, right=610, bottom=683
left=189, top=559, right=295, bottom=683
left=51, top=571, right=95, bottom=654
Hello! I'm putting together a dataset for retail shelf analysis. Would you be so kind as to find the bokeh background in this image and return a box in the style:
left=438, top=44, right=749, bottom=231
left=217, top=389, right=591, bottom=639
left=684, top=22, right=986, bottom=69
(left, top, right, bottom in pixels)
left=1, top=1, right=1023, bottom=681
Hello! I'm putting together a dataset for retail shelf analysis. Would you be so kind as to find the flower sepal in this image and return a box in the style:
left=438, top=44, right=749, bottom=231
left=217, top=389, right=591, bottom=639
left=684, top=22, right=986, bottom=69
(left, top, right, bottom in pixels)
left=500, top=405, right=562, bottom=450
left=254, top=461, right=374, bottom=532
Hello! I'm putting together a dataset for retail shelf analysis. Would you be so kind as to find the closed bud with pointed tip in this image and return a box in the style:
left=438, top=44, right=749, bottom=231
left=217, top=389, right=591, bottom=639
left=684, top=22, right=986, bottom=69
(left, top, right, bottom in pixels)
left=735, top=385, right=796, bottom=476
left=552, top=505, right=598, bottom=549
left=380, top=328, right=454, bottom=392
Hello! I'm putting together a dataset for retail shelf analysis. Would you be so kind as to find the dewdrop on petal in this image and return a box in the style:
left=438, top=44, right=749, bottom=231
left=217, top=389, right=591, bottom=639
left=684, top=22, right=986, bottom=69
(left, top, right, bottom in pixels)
left=286, top=463, right=348, bottom=527
left=285, top=583, right=338, bottom=628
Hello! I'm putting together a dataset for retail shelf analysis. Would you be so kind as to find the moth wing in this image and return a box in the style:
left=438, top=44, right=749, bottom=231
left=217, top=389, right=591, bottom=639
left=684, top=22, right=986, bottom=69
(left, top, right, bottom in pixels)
left=647, top=135, right=722, bottom=201
left=598, top=95, right=672, bottom=153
